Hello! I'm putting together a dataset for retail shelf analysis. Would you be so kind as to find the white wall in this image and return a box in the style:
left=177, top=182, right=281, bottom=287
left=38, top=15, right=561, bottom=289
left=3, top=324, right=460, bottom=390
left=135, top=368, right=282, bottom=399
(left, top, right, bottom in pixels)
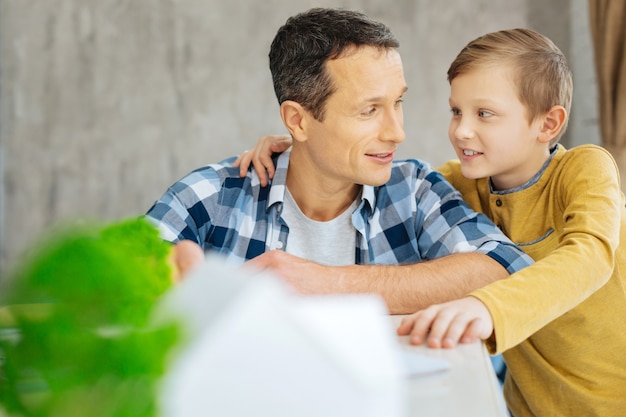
left=0, top=0, right=598, bottom=275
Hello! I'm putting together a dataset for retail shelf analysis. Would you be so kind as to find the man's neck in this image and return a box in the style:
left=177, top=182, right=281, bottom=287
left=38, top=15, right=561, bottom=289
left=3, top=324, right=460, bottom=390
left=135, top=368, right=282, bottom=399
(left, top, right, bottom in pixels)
left=286, top=152, right=361, bottom=222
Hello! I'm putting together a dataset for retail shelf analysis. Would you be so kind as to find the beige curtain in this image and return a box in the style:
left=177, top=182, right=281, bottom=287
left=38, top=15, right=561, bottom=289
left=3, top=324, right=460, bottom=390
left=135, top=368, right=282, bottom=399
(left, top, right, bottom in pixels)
left=588, top=0, right=626, bottom=189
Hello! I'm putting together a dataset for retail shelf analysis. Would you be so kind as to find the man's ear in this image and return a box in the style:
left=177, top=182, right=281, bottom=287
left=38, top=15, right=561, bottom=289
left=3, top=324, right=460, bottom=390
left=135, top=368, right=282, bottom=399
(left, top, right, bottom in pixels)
left=538, top=105, right=567, bottom=144
left=280, top=100, right=309, bottom=143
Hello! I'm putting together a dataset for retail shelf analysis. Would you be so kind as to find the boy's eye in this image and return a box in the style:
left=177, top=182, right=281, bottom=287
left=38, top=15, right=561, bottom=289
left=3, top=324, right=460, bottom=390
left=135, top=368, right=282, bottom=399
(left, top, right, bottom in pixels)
left=450, top=108, right=461, bottom=116
left=478, top=110, right=494, bottom=118
left=394, top=98, right=404, bottom=108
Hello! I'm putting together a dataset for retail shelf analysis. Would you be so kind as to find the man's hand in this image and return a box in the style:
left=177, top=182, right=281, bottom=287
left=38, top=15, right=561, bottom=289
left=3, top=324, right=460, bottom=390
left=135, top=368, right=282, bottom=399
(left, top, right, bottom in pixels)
left=233, top=134, right=292, bottom=186
left=244, top=250, right=340, bottom=294
left=169, top=240, right=205, bottom=283
left=397, top=297, right=494, bottom=348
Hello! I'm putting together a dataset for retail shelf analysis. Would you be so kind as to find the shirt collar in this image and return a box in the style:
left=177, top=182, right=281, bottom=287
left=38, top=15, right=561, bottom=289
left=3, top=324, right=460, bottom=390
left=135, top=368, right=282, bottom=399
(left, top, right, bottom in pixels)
left=361, top=183, right=376, bottom=214
left=266, top=149, right=375, bottom=215
left=267, top=149, right=290, bottom=209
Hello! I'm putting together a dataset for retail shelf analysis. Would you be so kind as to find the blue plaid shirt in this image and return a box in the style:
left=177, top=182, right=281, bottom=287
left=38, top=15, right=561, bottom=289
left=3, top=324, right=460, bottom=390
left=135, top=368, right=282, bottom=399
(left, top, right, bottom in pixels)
left=146, top=150, right=532, bottom=273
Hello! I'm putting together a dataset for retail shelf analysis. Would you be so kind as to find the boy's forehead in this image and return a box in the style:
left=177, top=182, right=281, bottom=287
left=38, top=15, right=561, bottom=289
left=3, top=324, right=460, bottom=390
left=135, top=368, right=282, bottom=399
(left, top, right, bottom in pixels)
left=453, top=64, right=517, bottom=93
left=465, top=62, right=515, bottom=80
left=449, top=65, right=522, bottom=107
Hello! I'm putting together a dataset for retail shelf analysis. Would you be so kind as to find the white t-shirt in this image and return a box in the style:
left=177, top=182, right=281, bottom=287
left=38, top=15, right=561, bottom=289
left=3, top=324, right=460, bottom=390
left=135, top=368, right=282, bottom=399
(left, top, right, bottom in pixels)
left=281, top=188, right=358, bottom=266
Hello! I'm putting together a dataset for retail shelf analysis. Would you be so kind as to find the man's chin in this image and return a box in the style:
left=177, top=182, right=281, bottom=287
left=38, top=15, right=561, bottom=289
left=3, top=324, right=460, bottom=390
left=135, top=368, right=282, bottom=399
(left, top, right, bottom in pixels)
left=362, top=174, right=392, bottom=187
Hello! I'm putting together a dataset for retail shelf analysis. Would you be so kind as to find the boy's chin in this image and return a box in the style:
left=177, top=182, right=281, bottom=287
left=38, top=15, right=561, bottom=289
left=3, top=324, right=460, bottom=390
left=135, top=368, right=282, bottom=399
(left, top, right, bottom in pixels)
left=460, top=166, right=487, bottom=180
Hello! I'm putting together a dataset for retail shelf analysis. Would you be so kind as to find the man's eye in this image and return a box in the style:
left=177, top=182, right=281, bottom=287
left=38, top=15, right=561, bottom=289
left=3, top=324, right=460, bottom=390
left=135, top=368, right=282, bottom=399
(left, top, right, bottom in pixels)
left=362, top=107, right=377, bottom=116
left=450, top=108, right=461, bottom=116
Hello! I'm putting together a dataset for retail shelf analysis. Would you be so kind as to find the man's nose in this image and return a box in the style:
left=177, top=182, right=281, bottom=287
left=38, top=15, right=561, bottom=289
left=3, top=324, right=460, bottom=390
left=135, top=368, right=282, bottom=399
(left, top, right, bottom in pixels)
left=381, top=108, right=406, bottom=143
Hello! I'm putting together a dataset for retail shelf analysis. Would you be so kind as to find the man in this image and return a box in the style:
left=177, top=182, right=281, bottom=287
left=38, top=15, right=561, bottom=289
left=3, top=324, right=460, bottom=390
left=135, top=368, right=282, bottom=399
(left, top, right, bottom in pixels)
left=146, top=8, right=532, bottom=314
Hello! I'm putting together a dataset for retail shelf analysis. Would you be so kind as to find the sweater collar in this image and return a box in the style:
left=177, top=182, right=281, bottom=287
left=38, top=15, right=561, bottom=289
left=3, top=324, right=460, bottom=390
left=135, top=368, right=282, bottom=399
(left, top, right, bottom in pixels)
left=490, top=145, right=561, bottom=195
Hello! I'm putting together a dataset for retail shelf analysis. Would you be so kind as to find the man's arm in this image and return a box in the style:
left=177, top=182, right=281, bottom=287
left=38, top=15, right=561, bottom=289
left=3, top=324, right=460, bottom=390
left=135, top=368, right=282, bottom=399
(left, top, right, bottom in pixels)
left=244, top=250, right=507, bottom=314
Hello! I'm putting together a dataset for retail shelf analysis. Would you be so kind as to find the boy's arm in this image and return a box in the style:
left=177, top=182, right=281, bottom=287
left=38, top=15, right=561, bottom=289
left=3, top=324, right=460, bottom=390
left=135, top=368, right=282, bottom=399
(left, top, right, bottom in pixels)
left=471, top=146, right=624, bottom=354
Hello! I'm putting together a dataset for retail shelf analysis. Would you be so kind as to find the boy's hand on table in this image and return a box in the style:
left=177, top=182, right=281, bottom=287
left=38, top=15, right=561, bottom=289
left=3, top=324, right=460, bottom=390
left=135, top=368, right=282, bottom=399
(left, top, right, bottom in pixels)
left=397, top=297, right=494, bottom=348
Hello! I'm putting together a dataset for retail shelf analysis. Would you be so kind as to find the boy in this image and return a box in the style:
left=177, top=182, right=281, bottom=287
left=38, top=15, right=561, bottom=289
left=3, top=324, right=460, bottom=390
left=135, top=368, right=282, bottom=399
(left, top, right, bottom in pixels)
left=238, top=28, right=626, bottom=416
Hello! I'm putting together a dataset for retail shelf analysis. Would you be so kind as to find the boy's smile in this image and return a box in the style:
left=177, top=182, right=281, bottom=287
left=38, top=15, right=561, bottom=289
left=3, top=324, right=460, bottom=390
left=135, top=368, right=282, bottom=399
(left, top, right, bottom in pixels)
left=462, top=149, right=483, bottom=158
left=448, top=65, right=550, bottom=190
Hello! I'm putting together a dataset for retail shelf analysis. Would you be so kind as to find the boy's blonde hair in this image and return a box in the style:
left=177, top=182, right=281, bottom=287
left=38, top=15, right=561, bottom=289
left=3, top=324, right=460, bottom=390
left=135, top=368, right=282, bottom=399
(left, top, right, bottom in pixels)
left=447, top=28, right=573, bottom=146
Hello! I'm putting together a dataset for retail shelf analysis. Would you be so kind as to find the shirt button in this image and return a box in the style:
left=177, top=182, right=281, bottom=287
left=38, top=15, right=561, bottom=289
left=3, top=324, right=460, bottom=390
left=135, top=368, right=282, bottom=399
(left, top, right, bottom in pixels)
left=276, top=241, right=284, bottom=249
left=495, top=199, right=502, bottom=207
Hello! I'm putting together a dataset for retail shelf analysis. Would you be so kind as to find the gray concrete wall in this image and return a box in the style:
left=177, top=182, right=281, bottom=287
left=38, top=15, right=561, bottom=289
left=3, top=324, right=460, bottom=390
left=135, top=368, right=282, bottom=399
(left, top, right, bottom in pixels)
left=0, top=0, right=598, bottom=276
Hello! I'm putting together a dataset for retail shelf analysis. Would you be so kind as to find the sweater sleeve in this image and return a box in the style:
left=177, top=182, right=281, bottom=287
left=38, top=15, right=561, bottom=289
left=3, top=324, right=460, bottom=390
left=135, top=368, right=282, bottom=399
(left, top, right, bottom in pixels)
left=471, top=146, right=623, bottom=354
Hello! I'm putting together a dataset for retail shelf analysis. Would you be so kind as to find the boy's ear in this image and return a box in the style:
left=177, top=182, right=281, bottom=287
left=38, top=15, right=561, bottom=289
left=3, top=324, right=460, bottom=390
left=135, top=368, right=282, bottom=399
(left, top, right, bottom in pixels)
left=538, top=105, right=567, bottom=143
left=280, top=100, right=309, bottom=143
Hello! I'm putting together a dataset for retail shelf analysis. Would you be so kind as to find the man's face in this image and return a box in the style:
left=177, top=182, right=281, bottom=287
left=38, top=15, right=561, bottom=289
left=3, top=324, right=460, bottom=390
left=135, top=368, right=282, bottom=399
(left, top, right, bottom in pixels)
left=300, top=46, right=407, bottom=188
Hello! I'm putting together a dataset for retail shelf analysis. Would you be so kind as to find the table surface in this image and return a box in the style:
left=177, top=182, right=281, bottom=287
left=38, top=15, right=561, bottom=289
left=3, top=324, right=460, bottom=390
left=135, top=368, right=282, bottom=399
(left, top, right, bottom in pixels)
left=392, top=315, right=509, bottom=417
left=0, top=307, right=509, bottom=417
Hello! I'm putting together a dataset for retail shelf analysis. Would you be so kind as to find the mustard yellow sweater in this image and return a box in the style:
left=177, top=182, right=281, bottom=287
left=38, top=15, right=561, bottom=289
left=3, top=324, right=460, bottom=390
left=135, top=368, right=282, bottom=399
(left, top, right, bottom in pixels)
left=438, top=144, right=626, bottom=417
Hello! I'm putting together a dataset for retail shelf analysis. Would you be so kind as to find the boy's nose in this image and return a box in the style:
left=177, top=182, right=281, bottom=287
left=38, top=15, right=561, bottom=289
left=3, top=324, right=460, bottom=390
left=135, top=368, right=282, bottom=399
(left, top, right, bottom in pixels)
left=452, top=119, right=475, bottom=141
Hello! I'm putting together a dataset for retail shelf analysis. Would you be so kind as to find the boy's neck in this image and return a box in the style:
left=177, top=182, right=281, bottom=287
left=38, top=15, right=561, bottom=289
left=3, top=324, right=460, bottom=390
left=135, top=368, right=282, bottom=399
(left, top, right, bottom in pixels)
left=490, top=145, right=556, bottom=191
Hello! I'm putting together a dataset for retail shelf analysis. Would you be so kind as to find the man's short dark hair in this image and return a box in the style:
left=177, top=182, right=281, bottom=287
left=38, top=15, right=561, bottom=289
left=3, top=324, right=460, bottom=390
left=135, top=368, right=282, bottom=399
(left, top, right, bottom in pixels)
left=269, top=8, right=399, bottom=121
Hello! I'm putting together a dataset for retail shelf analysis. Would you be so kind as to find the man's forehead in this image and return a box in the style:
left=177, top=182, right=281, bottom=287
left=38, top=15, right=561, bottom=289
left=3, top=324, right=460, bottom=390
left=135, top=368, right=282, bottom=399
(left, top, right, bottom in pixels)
left=325, top=47, right=406, bottom=100
left=329, top=45, right=403, bottom=66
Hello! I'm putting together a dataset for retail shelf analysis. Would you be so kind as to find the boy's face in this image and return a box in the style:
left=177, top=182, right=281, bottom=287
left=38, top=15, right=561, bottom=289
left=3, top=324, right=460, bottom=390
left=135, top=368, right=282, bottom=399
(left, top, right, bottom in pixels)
left=448, top=65, right=549, bottom=190
left=300, top=46, right=407, bottom=188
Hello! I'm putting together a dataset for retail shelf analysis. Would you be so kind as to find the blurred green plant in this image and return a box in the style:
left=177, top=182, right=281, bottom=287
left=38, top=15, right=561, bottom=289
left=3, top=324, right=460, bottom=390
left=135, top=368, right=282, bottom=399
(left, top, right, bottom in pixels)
left=0, top=217, right=181, bottom=417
